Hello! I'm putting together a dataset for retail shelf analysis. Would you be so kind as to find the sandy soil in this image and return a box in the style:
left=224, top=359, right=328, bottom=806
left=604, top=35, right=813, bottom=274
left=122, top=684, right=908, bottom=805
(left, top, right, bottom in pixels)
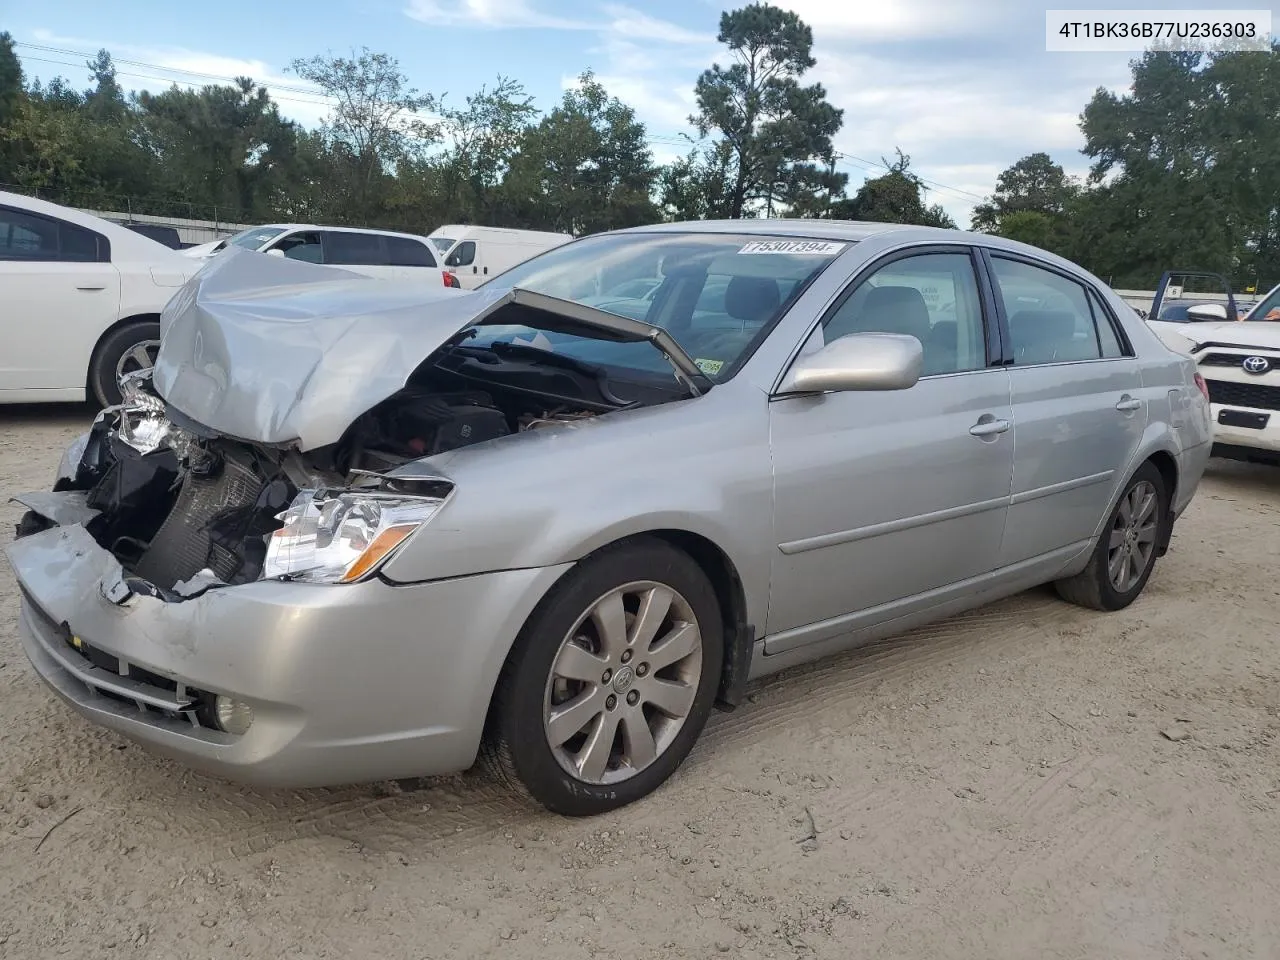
left=1, top=404, right=1278, bottom=960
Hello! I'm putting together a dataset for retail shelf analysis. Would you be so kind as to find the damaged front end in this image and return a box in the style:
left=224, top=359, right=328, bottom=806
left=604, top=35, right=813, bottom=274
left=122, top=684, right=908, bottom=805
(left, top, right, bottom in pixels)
left=14, top=370, right=454, bottom=601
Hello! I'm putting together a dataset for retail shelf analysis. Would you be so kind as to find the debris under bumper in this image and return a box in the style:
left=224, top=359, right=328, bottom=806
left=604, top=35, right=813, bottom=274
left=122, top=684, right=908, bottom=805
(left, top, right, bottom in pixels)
left=7, top=502, right=569, bottom=788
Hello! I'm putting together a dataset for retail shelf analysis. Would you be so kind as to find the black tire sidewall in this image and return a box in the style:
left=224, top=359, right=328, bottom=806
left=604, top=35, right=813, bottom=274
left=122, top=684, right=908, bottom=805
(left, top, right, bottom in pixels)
left=1091, top=463, right=1168, bottom=609
left=498, top=540, right=724, bottom=816
left=90, top=321, right=161, bottom=408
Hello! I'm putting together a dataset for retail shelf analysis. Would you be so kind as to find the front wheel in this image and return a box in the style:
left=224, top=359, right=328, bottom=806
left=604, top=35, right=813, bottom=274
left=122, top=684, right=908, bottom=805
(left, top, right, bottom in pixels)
left=89, top=320, right=161, bottom=408
left=1055, top=462, right=1168, bottom=611
left=486, top=538, right=723, bottom=815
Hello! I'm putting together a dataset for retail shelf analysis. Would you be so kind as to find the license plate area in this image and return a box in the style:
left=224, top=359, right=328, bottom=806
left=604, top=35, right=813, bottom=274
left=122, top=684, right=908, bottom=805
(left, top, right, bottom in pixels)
left=1218, top=409, right=1270, bottom=430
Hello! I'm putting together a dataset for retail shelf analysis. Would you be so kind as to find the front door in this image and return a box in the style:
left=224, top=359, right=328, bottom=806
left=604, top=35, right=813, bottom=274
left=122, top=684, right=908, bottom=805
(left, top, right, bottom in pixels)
left=766, top=247, right=1014, bottom=655
left=984, top=253, right=1147, bottom=566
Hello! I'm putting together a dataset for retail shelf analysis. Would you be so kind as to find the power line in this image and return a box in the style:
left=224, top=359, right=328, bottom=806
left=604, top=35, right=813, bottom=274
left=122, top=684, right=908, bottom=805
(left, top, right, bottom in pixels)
left=15, top=41, right=331, bottom=98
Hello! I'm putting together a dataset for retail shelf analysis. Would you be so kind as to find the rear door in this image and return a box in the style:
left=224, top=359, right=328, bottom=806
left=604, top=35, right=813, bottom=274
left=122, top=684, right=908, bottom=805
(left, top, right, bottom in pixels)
left=0, top=204, right=119, bottom=394
left=985, top=251, right=1147, bottom=567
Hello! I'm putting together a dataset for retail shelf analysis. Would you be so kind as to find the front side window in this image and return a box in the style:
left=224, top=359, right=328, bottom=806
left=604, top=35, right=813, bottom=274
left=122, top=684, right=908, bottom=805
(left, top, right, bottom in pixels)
left=818, top=251, right=987, bottom=376
left=0, top=207, right=106, bottom=263
left=273, top=231, right=323, bottom=263
left=991, top=257, right=1105, bottom=365
left=447, top=240, right=476, bottom=267
left=469, top=232, right=850, bottom=382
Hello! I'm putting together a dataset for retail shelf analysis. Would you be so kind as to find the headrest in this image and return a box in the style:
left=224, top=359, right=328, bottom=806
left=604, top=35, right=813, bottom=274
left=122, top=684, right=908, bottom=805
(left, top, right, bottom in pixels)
left=724, top=276, right=781, bottom=324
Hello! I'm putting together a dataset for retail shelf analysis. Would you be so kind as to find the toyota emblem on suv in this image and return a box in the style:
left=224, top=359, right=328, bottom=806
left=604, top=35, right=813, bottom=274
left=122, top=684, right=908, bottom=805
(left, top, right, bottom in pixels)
left=1242, top=356, right=1272, bottom=375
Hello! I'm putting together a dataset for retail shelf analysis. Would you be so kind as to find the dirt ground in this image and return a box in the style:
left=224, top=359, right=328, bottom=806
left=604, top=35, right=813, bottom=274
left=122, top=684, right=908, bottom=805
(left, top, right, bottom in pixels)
left=0, top=404, right=1277, bottom=960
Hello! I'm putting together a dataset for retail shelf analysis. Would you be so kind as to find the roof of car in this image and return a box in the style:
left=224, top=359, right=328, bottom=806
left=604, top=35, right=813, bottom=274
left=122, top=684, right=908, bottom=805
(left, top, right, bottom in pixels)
left=256, top=224, right=432, bottom=242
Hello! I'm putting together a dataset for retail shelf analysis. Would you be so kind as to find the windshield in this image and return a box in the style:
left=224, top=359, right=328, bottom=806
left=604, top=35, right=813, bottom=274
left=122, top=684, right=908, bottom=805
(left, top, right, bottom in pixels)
left=1249, top=285, right=1280, bottom=321
left=431, top=237, right=456, bottom=253
left=470, top=232, right=850, bottom=382
left=227, top=227, right=286, bottom=250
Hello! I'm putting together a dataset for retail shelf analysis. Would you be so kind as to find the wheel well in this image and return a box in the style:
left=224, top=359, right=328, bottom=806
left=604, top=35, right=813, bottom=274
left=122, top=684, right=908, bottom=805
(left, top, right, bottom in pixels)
left=1143, top=451, right=1178, bottom=555
left=86, top=313, right=162, bottom=391
left=626, top=529, right=754, bottom=709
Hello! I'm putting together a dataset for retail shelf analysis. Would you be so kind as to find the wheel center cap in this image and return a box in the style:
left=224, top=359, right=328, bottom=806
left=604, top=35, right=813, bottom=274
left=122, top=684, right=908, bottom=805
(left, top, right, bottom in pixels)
left=612, top=666, right=636, bottom=694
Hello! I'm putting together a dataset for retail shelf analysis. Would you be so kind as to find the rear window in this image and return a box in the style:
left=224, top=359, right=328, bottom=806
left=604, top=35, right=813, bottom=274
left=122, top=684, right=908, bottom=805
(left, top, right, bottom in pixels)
left=0, top=206, right=109, bottom=263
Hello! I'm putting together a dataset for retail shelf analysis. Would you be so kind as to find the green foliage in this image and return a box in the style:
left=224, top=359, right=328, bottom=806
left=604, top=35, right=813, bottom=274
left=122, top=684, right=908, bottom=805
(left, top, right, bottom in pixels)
left=690, top=2, right=843, bottom=218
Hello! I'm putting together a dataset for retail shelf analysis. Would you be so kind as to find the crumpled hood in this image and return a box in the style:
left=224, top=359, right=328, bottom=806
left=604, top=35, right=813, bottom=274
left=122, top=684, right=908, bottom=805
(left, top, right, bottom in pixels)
left=1147, top=319, right=1280, bottom=354
left=152, top=249, right=503, bottom=450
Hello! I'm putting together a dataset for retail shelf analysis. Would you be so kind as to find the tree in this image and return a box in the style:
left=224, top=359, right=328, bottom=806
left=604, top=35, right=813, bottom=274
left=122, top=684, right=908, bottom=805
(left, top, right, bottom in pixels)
left=971, top=152, right=1078, bottom=232
left=433, top=76, right=538, bottom=224
left=690, top=3, right=843, bottom=218
left=503, top=72, right=658, bottom=234
left=836, top=151, right=956, bottom=228
left=0, top=31, right=23, bottom=129
left=290, top=48, right=438, bottom=218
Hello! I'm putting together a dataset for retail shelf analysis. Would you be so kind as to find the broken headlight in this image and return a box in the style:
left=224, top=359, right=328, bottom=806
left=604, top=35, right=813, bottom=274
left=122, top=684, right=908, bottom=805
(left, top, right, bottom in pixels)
left=261, top=489, right=445, bottom=584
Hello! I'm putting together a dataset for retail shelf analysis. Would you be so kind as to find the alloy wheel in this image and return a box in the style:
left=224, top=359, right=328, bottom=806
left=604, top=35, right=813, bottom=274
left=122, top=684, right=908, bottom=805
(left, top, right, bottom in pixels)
left=542, top=581, right=703, bottom=785
left=115, top=339, right=161, bottom=383
left=1107, top=480, right=1159, bottom=593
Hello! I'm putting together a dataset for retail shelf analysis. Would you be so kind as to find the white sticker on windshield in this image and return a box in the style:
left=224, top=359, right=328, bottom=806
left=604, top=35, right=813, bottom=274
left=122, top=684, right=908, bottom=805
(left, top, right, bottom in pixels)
left=737, top=240, right=847, bottom=256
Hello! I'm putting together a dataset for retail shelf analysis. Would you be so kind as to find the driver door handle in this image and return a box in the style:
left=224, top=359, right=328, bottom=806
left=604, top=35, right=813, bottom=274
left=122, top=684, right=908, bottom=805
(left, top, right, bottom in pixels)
left=1116, top=395, right=1142, bottom=412
left=969, top=417, right=1011, bottom=437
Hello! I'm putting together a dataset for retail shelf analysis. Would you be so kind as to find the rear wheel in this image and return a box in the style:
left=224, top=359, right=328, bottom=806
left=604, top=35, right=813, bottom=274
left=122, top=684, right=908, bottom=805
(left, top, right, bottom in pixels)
left=1054, top=462, right=1167, bottom=611
left=487, top=538, right=723, bottom=815
left=89, top=320, right=161, bottom=407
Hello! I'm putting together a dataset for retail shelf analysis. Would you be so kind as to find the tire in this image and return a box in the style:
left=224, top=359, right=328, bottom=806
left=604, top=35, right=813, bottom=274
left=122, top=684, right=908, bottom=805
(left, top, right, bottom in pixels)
left=486, top=537, right=724, bottom=816
left=1054, top=462, right=1168, bottom=611
left=89, top=320, right=162, bottom=408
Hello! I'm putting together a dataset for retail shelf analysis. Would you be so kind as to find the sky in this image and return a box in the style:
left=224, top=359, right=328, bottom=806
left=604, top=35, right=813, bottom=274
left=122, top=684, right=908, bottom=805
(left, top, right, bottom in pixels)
left=4, top=0, right=1272, bottom=225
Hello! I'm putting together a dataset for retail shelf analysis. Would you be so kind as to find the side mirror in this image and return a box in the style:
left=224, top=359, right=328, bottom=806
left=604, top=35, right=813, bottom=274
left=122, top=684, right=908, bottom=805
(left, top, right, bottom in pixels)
left=777, top=332, right=923, bottom=395
left=264, top=248, right=286, bottom=258
left=1186, top=303, right=1228, bottom=322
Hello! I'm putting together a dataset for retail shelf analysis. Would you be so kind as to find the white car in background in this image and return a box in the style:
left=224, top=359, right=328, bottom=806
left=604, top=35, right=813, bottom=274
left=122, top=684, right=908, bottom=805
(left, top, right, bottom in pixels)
left=0, top=191, right=199, bottom=407
left=1147, top=316, right=1280, bottom=464
left=428, top=225, right=573, bottom=288
left=182, top=224, right=461, bottom=288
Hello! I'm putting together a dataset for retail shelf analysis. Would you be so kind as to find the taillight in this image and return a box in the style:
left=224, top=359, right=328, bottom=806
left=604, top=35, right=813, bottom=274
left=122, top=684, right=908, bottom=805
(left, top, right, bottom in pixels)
left=442, top=271, right=460, bottom=289
left=1194, top=372, right=1209, bottom=401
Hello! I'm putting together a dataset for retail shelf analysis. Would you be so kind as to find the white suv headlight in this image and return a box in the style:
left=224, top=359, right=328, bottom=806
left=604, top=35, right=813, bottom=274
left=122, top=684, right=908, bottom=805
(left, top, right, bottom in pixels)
left=262, top=488, right=446, bottom=584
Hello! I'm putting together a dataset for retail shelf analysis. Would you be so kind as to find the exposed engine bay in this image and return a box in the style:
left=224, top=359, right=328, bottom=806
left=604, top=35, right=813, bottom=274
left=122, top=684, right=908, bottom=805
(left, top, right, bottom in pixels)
left=23, top=338, right=683, bottom=600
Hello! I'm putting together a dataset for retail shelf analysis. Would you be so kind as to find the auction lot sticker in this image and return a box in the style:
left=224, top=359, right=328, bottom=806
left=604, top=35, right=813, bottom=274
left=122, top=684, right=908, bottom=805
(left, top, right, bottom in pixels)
left=738, top=240, right=847, bottom=256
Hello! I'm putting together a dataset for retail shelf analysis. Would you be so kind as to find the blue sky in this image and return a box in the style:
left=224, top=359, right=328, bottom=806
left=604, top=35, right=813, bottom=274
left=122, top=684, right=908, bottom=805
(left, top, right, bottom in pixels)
left=6, top=0, right=1270, bottom=224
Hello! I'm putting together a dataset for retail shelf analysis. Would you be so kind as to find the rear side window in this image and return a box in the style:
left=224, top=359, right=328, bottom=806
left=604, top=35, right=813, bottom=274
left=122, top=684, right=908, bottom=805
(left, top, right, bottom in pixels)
left=991, top=257, right=1104, bottom=365
left=324, top=231, right=389, bottom=266
left=1087, top=289, right=1129, bottom=358
left=386, top=236, right=435, bottom=267
left=0, top=206, right=109, bottom=263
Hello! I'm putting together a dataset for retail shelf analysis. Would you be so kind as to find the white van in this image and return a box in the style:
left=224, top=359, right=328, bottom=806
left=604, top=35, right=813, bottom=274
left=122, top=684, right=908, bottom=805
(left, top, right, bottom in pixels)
left=182, top=224, right=462, bottom=288
left=428, top=225, right=573, bottom=289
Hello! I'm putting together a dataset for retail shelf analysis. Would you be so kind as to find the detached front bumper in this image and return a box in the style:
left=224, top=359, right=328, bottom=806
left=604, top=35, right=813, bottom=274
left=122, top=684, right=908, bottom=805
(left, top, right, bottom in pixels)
left=6, top=512, right=570, bottom=788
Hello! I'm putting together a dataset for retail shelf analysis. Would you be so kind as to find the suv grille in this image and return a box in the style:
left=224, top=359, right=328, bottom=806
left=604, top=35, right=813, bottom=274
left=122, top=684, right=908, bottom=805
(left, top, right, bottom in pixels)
left=1199, top=353, right=1265, bottom=368
left=1206, top=379, right=1280, bottom=411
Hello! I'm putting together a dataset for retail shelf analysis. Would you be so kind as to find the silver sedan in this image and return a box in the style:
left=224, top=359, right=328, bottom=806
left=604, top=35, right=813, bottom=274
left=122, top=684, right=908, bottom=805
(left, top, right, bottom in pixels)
left=5, top=221, right=1213, bottom=815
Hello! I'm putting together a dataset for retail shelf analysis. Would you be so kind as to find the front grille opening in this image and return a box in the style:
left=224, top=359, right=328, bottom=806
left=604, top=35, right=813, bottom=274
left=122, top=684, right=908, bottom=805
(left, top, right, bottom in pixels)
left=1206, top=378, right=1280, bottom=412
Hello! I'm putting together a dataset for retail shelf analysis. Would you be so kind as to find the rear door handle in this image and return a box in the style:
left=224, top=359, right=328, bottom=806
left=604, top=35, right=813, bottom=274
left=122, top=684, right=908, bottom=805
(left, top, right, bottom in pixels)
left=1116, top=395, right=1142, bottom=412
left=76, top=285, right=106, bottom=291
left=969, top=417, right=1011, bottom=438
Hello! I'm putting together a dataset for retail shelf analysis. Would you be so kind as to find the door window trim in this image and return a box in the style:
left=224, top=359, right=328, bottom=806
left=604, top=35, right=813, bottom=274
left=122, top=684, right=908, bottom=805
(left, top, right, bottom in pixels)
left=770, top=242, right=1005, bottom=397
left=979, top=248, right=1134, bottom=367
